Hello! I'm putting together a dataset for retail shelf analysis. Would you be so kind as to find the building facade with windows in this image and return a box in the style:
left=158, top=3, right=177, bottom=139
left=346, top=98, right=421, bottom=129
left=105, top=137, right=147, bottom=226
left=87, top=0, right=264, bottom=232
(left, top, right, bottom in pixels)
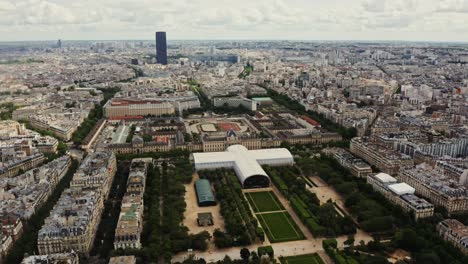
left=368, top=173, right=434, bottom=220
left=37, top=151, right=116, bottom=255
left=114, top=158, right=151, bottom=250
left=437, top=219, right=468, bottom=254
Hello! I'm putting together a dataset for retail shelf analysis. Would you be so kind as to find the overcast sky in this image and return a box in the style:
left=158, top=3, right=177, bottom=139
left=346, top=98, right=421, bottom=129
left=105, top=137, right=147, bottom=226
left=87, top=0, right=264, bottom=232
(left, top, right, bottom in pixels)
left=0, top=0, right=467, bottom=42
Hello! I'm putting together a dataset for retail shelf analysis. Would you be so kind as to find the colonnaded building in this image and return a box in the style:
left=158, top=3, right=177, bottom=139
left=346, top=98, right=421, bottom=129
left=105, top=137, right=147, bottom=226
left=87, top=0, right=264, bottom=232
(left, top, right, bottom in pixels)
left=192, top=145, right=294, bottom=188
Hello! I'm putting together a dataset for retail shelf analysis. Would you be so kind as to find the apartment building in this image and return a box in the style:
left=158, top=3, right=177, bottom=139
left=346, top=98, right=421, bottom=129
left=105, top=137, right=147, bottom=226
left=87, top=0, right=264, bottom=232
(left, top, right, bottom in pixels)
left=0, top=233, right=12, bottom=259
left=368, top=173, right=434, bottom=220
left=37, top=151, right=116, bottom=255
left=350, top=137, right=413, bottom=175
left=0, top=155, right=71, bottom=219
left=332, top=148, right=373, bottom=178
left=22, top=251, right=80, bottom=263
left=399, top=165, right=468, bottom=215
left=437, top=219, right=468, bottom=254
left=70, top=152, right=117, bottom=199
left=114, top=158, right=151, bottom=250
left=0, top=152, right=45, bottom=179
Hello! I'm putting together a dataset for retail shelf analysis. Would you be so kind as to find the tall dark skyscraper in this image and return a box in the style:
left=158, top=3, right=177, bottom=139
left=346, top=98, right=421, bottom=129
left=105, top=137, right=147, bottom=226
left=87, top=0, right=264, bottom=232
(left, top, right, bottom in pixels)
left=155, top=32, right=167, bottom=65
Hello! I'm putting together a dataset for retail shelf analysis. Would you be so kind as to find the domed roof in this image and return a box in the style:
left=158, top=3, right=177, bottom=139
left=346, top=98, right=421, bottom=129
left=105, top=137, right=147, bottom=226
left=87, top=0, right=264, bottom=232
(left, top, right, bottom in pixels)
left=132, top=136, right=144, bottom=144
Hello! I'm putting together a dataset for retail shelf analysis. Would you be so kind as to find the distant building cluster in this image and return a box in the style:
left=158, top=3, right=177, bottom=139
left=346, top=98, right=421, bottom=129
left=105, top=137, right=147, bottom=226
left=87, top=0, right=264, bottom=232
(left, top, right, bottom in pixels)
left=0, top=120, right=56, bottom=178
left=108, top=78, right=201, bottom=116
left=0, top=155, right=71, bottom=257
left=12, top=89, right=103, bottom=141
left=311, top=102, right=378, bottom=137
left=0, top=155, right=71, bottom=219
left=37, top=151, right=116, bottom=255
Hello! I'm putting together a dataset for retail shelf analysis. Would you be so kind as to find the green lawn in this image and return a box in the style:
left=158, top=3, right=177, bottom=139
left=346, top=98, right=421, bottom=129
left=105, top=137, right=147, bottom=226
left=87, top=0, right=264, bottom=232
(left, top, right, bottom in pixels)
left=245, top=191, right=285, bottom=212
left=281, top=254, right=325, bottom=264
left=257, top=212, right=304, bottom=243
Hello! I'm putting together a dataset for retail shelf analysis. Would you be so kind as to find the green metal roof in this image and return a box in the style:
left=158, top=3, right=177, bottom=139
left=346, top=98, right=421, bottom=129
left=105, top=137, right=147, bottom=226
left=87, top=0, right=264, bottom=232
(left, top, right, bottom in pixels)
left=121, top=204, right=139, bottom=221
left=195, top=179, right=215, bottom=204
left=252, top=97, right=272, bottom=101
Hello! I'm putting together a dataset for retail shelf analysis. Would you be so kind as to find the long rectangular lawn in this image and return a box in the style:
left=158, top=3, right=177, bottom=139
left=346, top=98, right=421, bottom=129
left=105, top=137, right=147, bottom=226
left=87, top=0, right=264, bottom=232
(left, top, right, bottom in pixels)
left=245, top=191, right=285, bottom=212
left=281, top=254, right=325, bottom=264
left=257, top=211, right=304, bottom=243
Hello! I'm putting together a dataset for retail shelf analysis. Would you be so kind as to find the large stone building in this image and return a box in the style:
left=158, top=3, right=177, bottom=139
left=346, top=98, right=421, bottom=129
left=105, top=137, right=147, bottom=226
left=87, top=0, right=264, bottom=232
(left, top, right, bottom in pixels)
left=399, top=164, right=468, bottom=215
left=37, top=152, right=116, bottom=255
left=367, top=173, right=434, bottom=220
left=350, top=137, right=413, bottom=175
left=328, top=148, right=373, bottom=178
left=29, top=115, right=80, bottom=141
left=108, top=131, right=340, bottom=155
left=0, top=153, right=45, bottom=179
left=0, top=155, right=71, bottom=219
left=103, top=99, right=175, bottom=118
left=114, top=158, right=151, bottom=250
left=437, top=219, right=468, bottom=254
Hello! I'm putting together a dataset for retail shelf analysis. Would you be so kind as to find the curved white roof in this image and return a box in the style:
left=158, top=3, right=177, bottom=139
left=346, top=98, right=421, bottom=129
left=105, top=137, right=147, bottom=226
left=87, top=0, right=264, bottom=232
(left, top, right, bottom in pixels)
left=226, top=144, right=248, bottom=152
left=192, top=145, right=294, bottom=187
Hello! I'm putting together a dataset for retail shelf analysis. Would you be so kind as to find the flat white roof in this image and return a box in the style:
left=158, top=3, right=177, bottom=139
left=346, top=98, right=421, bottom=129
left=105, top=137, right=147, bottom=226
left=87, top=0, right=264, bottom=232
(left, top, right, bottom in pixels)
left=374, top=173, right=397, bottom=183
left=388, top=183, right=415, bottom=195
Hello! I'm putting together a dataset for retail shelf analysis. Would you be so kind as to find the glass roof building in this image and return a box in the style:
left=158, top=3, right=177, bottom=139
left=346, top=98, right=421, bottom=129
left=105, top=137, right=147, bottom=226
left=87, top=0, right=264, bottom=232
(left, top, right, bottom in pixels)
left=195, top=179, right=216, bottom=207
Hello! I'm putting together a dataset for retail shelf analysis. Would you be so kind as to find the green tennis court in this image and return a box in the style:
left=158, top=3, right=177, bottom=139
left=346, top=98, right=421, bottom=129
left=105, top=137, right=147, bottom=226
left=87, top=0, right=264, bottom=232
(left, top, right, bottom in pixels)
left=257, top=211, right=304, bottom=243
left=245, top=191, right=285, bottom=212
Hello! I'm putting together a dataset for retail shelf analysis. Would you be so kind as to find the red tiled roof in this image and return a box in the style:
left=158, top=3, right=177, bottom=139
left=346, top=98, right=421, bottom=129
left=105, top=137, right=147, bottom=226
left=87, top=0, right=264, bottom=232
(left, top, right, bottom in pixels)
left=300, top=115, right=321, bottom=126
left=110, top=99, right=163, bottom=106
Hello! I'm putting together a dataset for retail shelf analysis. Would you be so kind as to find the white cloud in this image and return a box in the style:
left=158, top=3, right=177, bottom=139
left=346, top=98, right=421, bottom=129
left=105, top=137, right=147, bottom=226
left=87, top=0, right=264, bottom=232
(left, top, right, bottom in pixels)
left=0, top=0, right=467, bottom=41
left=437, top=0, right=468, bottom=12
left=0, top=1, right=14, bottom=12
left=363, top=0, right=387, bottom=12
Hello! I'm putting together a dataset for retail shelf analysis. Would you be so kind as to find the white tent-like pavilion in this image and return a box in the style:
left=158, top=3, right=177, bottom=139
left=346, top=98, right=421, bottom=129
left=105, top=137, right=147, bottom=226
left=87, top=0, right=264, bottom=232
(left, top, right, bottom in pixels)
left=192, top=145, right=294, bottom=188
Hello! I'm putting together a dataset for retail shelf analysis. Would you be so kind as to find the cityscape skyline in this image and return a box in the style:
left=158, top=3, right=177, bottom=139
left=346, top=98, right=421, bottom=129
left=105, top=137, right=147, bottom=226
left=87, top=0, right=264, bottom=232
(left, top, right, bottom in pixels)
left=2, top=38, right=468, bottom=44
left=1, top=1, right=468, bottom=263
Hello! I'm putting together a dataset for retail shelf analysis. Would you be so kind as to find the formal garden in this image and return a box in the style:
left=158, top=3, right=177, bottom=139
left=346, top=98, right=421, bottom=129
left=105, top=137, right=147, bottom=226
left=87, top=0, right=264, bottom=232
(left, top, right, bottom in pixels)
left=279, top=253, right=325, bottom=264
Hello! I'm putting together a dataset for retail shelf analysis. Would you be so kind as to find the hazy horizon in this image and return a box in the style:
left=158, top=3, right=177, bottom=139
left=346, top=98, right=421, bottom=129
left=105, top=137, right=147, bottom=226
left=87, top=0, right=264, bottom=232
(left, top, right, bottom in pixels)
left=1, top=39, right=468, bottom=45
